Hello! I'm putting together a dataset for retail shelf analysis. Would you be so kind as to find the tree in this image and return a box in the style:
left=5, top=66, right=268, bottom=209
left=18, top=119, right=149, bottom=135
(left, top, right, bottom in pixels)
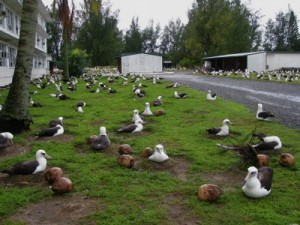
left=123, top=17, right=143, bottom=53
left=262, top=9, right=300, bottom=51
left=160, top=19, right=186, bottom=66
left=184, top=0, right=260, bottom=65
left=47, top=0, right=63, bottom=72
left=142, top=20, right=161, bottom=53
left=75, top=0, right=123, bottom=66
left=57, top=0, right=75, bottom=81
left=0, top=0, right=38, bottom=133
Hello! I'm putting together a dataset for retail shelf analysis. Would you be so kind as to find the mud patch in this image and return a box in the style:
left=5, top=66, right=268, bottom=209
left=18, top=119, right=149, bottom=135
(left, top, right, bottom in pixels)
left=199, top=170, right=244, bottom=191
left=27, top=134, right=74, bottom=143
left=162, top=192, right=201, bottom=225
left=0, top=144, right=31, bottom=158
left=134, top=157, right=190, bottom=181
left=9, top=194, right=101, bottom=225
left=0, top=172, right=46, bottom=188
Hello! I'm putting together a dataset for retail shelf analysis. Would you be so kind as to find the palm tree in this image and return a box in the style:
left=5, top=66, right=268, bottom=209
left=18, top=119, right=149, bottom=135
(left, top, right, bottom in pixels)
left=0, top=0, right=39, bottom=133
left=57, top=0, right=75, bottom=81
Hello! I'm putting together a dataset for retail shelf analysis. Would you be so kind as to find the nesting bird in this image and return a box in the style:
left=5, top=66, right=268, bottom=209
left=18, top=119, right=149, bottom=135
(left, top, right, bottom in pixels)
left=132, top=109, right=144, bottom=123
left=91, top=126, right=111, bottom=151
left=30, top=100, right=43, bottom=107
left=207, top=119, right=231, bottom=136
left=36, top=124, right=64, bottom=137
left=1, top=149, right=51, bottom=175
left=207, top=90, right=216, bottom=100
left=174, top=91, right=187, bottom=99
left=242, top=166, right=273, bottom=198
left=152, top=96, right=163, bottom=106
left=148, top=144, right=169, bottom=162
left=117, top=119, right=144, bottom=133
left=252, top=133, right=282, bottom=151
left=49, top=117, right=63, bottom=127
left=0, top=132, right=14, bottom=149
left=256, top=103, right=275, bottom=121
left=142, top=102, right=153, bottom=116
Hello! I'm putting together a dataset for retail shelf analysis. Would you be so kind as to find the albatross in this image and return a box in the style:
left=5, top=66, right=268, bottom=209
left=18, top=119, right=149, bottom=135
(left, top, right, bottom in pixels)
left=152, top=96, right=163, bottom=106
left=207, top=90, right=216, bottom=100
left=142, top=102, right=153, bottom=116
left=36, top=124, right=64, bottom=137
left=49, top=117, right=63, bottom=127
left=91, top=126, right=111, bottom=151
left=117, top=119, right=144, bottom=133
left=0, top=132, right=14, bottom=149
left=174, top=91, right=187, bottom=99
left=256, top=103, right=275, bottom=121
left=252, top=133, right=282, bottom=151
left=242, top=166, right=273, bottom=198
left=1, top=149, right=51, bottom=175
left=148, top=144, right=169, bottom=162
left=207, top=119, right=231, bottom=136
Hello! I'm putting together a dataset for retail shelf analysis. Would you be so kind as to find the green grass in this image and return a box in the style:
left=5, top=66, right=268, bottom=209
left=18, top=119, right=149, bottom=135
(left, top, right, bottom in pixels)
left=0, top=74, right=299, bottom=225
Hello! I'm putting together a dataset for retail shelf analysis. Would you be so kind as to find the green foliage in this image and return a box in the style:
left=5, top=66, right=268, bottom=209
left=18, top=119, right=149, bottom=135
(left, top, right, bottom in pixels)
left=68, top=48, right=90, bottom=77
left=178, top=58, right=195, bottom=68
left=123, top=17, right=143, bottom=53
left=263, top=9, right=300, bottom=51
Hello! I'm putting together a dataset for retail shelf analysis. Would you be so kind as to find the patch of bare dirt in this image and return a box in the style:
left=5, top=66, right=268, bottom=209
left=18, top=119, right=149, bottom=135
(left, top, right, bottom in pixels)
left=199, top=170, right=245, bottom=192
left=162, top=192, right=201, bottom=225
left=10, top=194, right=101, bottom=225
left=0, top=171, right=46, bottom=188
left=0, top=144, right=31, bottom=158
left=134, top=157, right=190, bottom=181
left=27, top=134, right=74, bottom=143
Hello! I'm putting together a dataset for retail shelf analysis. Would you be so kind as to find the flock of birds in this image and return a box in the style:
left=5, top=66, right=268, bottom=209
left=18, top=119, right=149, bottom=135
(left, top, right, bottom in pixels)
left=195, top=68, right=300, bottom=83
left=0, top=69, right=294, bottom=200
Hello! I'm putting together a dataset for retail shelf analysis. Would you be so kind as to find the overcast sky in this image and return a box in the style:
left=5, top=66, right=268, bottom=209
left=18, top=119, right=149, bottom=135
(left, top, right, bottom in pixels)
left=42, top=0, right=300, bottom=31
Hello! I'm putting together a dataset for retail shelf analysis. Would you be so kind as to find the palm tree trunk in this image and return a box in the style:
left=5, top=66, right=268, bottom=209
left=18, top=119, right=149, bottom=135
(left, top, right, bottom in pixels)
left=0, top=0, right=38, bottom=133
left=62, top=41, right=70, bottom=81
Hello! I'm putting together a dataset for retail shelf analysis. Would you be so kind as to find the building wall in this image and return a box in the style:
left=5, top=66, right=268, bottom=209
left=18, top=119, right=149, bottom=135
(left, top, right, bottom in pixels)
left=121, top=53, right=162, bottom=74
left=248, top=52, right=267, bottom=72
left=266, top=53, right=300, bottom=71
left=0, top=0, right=51, bottom=87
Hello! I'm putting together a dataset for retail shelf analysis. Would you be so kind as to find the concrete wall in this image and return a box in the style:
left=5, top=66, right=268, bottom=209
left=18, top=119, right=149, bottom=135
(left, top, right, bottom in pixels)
left=121, top=53, right=162, bottom=74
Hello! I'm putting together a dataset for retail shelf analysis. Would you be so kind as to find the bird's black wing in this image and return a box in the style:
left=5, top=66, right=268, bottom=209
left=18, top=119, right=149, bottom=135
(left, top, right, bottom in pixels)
left=258, top=167, right=273, bottom=191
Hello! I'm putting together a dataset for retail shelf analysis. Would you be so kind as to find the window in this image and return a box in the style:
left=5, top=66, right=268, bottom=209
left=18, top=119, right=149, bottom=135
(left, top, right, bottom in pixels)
left=0, top=44, right=7, bottom=67
left=8, top=47, right=16, bottom=67
left=0, top=3, right=5, bottom=27
left=6, top=9, right=14, bottom=32
left=15, top=15, right=19, bottom=35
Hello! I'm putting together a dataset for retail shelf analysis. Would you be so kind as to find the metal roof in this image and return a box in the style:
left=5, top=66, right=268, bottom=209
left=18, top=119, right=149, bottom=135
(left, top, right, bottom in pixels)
left=203, top=51, right=266, bottom=60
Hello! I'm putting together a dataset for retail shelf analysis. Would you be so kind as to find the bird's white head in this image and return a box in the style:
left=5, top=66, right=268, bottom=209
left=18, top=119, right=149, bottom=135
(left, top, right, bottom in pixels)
left=58, top=117, right=63, bottom=121
left=223, top=119, right=231, bottom=125
left=145, top=102, right=150, bottom=107
left=257, top=103, right=263, bottom=109
left=208, top=90, right=211, bottom=93
left=155, top=144, right=164, bottom=153
left=245, top=166, right=258, bottom=181
left=36, top=149, right=51, bottom=159
left=157, top=96, right=162, bottom=100
left=100, top=126, right=107, bottom=135
left=133, top=109, right=139, bottom=115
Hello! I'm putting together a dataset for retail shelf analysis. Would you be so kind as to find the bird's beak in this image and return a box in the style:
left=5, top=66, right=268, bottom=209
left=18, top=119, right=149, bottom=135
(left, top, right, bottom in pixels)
left=45, top=154, right=52, bottom=159
left=244, top=172, right=250, bottom=181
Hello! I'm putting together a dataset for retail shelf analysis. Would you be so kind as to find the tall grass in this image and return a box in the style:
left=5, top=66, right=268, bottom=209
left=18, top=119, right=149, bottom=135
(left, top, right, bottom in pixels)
left=0, top=74, right=299, bottom=225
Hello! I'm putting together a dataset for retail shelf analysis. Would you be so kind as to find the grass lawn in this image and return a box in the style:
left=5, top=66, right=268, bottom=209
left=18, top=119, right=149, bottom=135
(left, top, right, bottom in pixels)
left=0, top=73, right=299, bottom=225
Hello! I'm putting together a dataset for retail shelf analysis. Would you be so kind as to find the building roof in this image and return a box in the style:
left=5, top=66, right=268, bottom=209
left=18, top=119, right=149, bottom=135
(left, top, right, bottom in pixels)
left=120, top=52, right=162, bottom=57
left=203, top=51, right=265, bottom=60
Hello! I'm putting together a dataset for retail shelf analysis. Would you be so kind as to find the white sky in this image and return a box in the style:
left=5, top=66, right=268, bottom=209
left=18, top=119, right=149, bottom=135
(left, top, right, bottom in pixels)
left=42, top=0, right=300, bottom=31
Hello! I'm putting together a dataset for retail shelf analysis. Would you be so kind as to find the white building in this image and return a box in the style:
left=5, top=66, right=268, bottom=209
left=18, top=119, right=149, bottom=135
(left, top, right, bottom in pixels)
left=0, top=0, right=51, bottom=87
left=118, top=53, right=163, bottom=74
left=204, top=51, right=300, bottom=72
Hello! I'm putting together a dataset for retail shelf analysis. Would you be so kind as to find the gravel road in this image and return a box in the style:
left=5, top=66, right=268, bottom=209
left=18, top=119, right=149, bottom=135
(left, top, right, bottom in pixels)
left=157, top=72, right=300, bottom=131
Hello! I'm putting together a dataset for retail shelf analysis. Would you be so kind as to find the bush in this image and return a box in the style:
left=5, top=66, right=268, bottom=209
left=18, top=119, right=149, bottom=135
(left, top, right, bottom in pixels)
left=69, top=48, right=90, bottom=77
